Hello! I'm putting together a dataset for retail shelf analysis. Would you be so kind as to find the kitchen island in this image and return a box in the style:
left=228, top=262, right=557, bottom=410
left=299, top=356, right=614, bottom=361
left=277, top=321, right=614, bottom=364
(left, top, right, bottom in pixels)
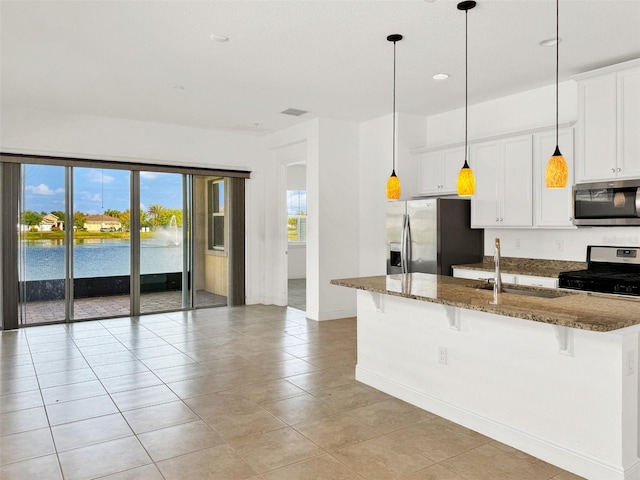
left=331, top=273, right=640, bottom=480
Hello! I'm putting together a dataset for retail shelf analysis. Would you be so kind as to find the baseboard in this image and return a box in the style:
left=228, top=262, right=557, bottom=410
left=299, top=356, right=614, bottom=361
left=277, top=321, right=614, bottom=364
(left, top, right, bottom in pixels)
left=308, top=308, right=356, bottom=321
left=356, top=365, right=636, bottom=480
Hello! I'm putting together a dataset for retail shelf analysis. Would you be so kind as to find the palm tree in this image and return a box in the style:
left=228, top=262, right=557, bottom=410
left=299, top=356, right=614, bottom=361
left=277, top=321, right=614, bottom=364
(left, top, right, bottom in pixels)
left=103, top=209, right=121, bottom=219
left=147, top=204, right=165, bottom=229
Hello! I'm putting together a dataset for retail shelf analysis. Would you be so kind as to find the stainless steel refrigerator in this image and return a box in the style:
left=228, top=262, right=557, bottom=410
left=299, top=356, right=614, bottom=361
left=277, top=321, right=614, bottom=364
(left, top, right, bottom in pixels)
left=387, top=198, right=484, bottom=276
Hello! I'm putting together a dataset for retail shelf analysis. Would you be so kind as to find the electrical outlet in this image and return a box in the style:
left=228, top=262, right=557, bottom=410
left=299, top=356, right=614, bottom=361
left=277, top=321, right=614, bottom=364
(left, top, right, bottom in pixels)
left=515, top=238, right=521, bottom=250
left=555, top=240, right=564, bottom=252
left=438, top=346, right=447, bottom=365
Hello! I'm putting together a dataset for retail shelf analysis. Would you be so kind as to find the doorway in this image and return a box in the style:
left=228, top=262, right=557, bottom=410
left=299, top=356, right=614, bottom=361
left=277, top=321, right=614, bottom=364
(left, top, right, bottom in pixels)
left=286, top=164, right=306, bottom=311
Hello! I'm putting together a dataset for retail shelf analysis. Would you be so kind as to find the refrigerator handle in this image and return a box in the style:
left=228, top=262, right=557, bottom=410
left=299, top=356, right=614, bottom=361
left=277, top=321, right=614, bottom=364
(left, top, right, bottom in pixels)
left=401, top=214, right=411, bottom=274
left=400, top=214, right=406, bottom=273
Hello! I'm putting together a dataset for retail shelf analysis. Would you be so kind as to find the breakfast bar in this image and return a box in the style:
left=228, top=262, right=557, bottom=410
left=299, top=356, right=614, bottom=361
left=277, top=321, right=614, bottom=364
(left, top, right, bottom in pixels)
left=331, top=273, right=640, bottom=480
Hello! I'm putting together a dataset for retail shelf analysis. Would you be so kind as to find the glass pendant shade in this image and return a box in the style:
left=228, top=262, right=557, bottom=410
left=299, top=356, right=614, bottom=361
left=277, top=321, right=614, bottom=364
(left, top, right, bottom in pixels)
left=457, top=161, right=475, bottom=196
left=545, top=145, right=568, bottom=188
left=386, top=170, right=401, bottom=200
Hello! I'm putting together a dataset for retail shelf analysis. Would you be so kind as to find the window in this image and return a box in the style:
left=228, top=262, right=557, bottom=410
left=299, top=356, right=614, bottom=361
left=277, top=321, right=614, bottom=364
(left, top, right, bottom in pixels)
left=287, top=190, right=306, bottom=243
left=208, top=179, right=225, bottom=250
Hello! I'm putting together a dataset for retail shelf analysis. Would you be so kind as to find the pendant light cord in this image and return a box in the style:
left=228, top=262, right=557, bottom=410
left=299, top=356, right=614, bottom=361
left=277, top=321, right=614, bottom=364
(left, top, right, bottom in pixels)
left=392, top=39, right=397, bottom=172
left=465, top=8, right=468, bottom=161
left=555, top=0, right=559, bottom=147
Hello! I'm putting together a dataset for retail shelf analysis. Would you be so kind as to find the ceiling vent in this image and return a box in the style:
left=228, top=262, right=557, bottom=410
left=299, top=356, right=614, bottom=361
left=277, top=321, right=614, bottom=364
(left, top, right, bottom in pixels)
left=281, top=108, right=308, bottom=116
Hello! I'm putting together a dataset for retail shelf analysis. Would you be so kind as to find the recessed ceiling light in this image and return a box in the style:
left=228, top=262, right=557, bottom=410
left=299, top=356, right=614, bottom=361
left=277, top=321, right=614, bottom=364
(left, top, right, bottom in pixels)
left=433, top=73, right=450, bottom=80
left=539, top=37, right=561, bottom=47
left=210, top=33, right=230, bottom=42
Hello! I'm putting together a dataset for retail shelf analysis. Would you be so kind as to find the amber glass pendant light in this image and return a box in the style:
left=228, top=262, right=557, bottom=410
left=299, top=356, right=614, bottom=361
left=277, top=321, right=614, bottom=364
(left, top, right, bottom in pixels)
left=386, top=34, right=403, bottom=200
left=456, top=1, right=476, bottom=197
left=545, top=0, right=568, bottom=188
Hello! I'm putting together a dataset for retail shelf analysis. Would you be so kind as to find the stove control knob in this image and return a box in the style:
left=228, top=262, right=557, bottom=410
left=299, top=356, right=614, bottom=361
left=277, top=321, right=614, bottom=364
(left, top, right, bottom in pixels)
left=626, top=285, right=634, bottom=293
left=614, top=284, right=621, bottom=292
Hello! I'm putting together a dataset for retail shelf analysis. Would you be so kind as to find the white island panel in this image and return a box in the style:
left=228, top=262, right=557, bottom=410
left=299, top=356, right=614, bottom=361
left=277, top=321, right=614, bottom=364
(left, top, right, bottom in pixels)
left=356, top=290, right=640, bottom=480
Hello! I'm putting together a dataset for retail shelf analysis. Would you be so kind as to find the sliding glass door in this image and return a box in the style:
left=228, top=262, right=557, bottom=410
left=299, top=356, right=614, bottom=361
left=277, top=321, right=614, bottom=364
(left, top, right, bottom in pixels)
left=139, top=171, right=189, bottom=314
left=72, top=167, right=131, bottom=320
left=18, top=164, right=67, bottom=325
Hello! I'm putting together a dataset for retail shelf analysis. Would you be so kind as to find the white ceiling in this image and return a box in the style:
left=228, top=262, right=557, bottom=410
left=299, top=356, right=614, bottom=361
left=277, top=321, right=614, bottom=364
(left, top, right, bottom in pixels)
left=2, top=0, right=639, bottom=135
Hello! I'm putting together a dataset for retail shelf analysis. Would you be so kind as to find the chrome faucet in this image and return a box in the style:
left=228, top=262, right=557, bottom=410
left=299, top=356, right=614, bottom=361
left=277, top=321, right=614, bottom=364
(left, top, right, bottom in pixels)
left=494, top=238, right=503, bottom=295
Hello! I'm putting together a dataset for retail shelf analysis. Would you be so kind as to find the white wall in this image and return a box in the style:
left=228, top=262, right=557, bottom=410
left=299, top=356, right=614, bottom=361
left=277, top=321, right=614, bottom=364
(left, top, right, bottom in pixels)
left=287, top=164, right=306, bottom=189
left=0, top=165, right=3, bottom=326
left=287, top=164, right=306, bottom=280
left=426, top=81, right=577, bottom=147
left=1, top=106, right=259, bottom=171
left=287, top=244, right=306, bottom=279
left=316, top=119, right=360, bottom=319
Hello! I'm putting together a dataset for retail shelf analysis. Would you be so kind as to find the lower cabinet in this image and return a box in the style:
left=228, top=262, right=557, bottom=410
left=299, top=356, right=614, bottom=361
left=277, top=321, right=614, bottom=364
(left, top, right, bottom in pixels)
left=452, top=268, right=558, bottom=288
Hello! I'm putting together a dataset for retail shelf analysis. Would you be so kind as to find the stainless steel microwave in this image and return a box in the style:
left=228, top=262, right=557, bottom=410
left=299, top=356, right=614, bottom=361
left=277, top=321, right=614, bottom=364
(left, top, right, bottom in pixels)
left=573, top=179, right=640, bottom=226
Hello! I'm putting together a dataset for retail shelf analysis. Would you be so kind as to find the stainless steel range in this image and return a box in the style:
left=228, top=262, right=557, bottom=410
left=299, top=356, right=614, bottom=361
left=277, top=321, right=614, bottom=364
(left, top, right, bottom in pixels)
left=559, top=246, right=640, bottom=296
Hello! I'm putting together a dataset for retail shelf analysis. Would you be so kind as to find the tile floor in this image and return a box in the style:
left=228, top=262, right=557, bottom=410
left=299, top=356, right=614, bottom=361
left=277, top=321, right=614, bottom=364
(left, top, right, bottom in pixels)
left=1, top=305, right=586, bottom=480
left=20, top=290, right=227, bottom=326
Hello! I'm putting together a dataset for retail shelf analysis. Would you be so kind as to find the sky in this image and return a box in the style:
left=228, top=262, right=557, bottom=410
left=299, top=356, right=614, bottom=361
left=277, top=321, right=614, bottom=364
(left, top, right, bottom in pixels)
left=287, top=190, right=307, bottom=216
left=24, top=164, right=184, bottom=215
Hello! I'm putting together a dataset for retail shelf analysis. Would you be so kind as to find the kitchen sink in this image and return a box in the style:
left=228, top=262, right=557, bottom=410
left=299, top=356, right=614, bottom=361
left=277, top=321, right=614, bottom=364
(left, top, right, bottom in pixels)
left=475, top=284, right=568, bottom=299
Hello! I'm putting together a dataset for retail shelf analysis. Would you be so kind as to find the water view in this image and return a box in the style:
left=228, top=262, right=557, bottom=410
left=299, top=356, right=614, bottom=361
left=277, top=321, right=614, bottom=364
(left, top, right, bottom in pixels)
left=21, top=239, right=183, bottom=281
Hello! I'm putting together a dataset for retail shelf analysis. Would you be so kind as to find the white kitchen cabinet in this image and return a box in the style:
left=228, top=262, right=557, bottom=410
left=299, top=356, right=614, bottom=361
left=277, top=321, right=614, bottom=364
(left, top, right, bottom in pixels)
left=416, top=146, right=464, bottom=196
left=533, top=128, right=575, bottom=228
left=514, top=274, right=558, bottom=288
left=471, top=134, right=533, bottom=228
left=618, top=67, right=640, bottom=177
left=452, top=268, right=516, bottom=284
left=452, top=268, right=557, bottom=288
left=575, top=60, right=640, bottom=182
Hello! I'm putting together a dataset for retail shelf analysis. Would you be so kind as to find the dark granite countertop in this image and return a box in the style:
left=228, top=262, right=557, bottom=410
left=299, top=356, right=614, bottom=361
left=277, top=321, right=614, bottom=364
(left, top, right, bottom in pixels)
left=331, top=273, right=640, bottom=332
left=453, top=256, right=586, bottom=278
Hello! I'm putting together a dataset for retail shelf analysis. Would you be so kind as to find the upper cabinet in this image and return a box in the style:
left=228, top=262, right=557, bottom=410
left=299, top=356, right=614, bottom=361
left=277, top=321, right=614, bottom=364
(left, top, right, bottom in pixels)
left=471, top=134, right=533, bottom=228
left=416, top=146, right=464, bottom=196
left=575, top=60, right=640, bottom=183
left=533, top=128, right=575, bottom=228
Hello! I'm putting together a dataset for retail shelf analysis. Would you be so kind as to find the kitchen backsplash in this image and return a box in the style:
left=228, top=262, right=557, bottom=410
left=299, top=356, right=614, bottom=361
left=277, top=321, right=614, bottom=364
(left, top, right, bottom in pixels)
left=483, top=227, right=640, bottom=262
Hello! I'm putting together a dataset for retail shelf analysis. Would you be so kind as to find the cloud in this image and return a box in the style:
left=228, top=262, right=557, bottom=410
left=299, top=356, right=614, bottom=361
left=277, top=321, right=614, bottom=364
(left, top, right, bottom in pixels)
left=25, top=184, right=60, bottom=196
left=86, top=170, right=114, bottom=184
left=140, top=172, right=158, bottom=180
left=79, top=192, right=102, bottom=203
